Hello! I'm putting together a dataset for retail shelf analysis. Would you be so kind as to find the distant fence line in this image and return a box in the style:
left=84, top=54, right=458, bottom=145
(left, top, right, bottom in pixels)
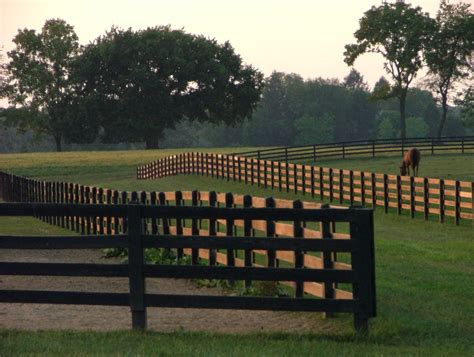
left=136, top=151, right=474, bottom=225
left=0, top=171, right=376, bottom=323
left=231, top=136, right=474, bottom=162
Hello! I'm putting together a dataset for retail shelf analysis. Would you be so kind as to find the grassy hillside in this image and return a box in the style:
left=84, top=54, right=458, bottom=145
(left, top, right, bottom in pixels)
left=1, top=149, right=473, bottom=355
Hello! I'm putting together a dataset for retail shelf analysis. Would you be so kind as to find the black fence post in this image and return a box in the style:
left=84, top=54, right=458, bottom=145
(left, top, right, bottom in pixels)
left=439, top=179, right=445, bottom=223
left=320, top=206, right=334, bottom=318
left=396, top=175, right=402, bottom=215
left=293, top=200, right=304, bottom=298
left=329, top=168, right=334, bottom=202
left=208, top=191, right=217, bottom=266
left=423, top=178, right=429, bottom=221
left=243, top=195, right=253, bottom=289
left=158, top=192, right=170, bottom=237
left=319, top=167, right=324, bottom=200
left=265, top=197, right=276, bottom=269
left=410, top=177, right=416, bottom=219
left=175, top=191, right=184, bottom=260
left=127, top=203, right=147, bottom=330
left=225, top=192, right=235, bottom=285
left=455, top=181, right=461, bottom=226
left=350, top=210, right=376, bottom=334
left=191, top=190, right=200, bottom=265
left=338, top=170, right=344, bottom=204
left=150, top=192, right=158, bottom=235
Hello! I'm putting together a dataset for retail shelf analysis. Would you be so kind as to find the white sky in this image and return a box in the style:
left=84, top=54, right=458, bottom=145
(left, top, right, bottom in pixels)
left=0, top=0, right=470, bottom=88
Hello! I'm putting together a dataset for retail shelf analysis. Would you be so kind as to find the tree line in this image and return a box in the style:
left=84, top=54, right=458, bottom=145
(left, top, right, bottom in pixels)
left=158, top=70, right=471, bottom=149
left=0, top=22, right=263, bottom=151
left=0, top=0, right=472, bottom=151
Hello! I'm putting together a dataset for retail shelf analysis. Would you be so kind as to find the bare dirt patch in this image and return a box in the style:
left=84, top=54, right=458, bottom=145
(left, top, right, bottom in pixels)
left=0, top=249, right=331, bottom=333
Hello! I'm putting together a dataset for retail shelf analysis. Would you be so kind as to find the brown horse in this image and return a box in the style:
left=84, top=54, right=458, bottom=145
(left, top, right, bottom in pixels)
left=400, top=148, right=421, bottom=177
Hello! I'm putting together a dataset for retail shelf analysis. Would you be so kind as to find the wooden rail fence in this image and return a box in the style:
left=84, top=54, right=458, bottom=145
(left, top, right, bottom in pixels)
left=231, top=136, right=474, bottom=162
left=135, top=152, right=474, bottom=225
left=0, top=201, right=375, bottom=331
left=0, top=171, right=377, bottom=328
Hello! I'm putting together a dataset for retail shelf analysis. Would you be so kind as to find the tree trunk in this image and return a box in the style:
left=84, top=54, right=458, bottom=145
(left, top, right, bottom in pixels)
left=54, top=135, right=62, bottom=152
left=437, top=95, right=448, bottom=139
left=399, top=93, right=407, bottom=140
left=144, top=132, right=160, bottom=150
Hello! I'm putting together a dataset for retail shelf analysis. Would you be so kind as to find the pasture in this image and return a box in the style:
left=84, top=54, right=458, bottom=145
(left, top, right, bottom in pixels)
left=1, top=149, right=473, bottom=355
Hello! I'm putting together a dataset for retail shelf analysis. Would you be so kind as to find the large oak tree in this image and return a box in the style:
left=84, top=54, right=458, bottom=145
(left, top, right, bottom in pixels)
left=74, top=26, right=264, bottom=149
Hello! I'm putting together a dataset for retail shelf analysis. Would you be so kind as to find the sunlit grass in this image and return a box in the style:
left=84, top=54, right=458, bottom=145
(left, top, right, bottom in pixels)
left=1, top=148, right=473, bottom=355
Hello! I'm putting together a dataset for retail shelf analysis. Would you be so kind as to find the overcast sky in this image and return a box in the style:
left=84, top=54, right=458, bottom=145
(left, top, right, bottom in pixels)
left=0, top=0, right=464, bottom=88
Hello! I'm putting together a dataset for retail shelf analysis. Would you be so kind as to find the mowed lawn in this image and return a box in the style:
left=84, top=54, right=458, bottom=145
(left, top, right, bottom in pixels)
left=1, top=149, right=473, bottom=356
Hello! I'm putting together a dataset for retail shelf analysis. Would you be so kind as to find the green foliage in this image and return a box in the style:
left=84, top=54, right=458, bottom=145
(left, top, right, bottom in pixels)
left=144, top=248, right=191, bottom=265
left=457, top=86, right=474, bottom=129
left=344, top=2, right=434, bottom=139
left=102, top=248, right=127, bottom=259
left=343, top=68, right=368, bottom=91
left=424, top=1, right=474, bottom=137
left=406, top=116, right=428, bottom=138
left=1, top=19, right=80, bottom=151
left=377, top=115, right=397, bottom=139
left=74, top=26, right=264, bottom=149
left=371, top=76, right=394, bottom=101
left=240, top=282, right=290, bottom=298
left=294, top=113, right=334, bottom=145
left=242, top=72, right=305, bottom=146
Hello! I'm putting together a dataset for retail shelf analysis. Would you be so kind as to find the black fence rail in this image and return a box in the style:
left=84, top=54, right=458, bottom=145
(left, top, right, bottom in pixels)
left=0, top=202, right=376, bottom=332
left=0, top=171, right=358, bottom=302
left=231, top=136, right=474, bottom=162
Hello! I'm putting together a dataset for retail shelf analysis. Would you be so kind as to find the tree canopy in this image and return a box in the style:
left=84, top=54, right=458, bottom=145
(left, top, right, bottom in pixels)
left=424, top=0, right=474, bottom=137
left=344, top=2, right=434, bottom=139
left=2, top=19, right=79, bottom=151
left=74, top=26, right=264, bottom=149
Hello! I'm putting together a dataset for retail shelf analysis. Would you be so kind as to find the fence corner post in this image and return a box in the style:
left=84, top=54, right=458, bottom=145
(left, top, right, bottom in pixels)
left=127, top=202, right=147, bottom=330
left=350, top=209, right=376, bottom=334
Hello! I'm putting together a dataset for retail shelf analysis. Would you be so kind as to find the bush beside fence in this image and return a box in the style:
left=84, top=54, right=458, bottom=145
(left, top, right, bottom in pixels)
left=136, top=152, right=474, bottom=225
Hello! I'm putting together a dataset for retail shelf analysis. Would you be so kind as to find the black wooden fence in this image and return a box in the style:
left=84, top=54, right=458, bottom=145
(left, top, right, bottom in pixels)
left=231, top=136, right=474, bottom=162
left=0, top=202, right=376, bottom=332
left=136, top=152, right=474, bottom=225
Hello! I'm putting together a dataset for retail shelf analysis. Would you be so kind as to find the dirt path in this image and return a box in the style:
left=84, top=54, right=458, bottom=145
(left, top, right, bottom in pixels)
left=0, top=249, right=330, bottom=333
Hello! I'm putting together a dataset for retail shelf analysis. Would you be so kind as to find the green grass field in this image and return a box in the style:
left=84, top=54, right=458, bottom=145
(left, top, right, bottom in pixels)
left=308, top=152, right=474, bottom=182
left=1, top=149, right=473, bottom=356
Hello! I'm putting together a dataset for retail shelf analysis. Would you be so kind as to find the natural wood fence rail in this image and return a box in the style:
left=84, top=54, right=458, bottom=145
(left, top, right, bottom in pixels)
left=0, top=199, right=375, bottom=332
left=231, top=136, right=474, bottom=162
left=135, top=151, right=474, bottom=225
